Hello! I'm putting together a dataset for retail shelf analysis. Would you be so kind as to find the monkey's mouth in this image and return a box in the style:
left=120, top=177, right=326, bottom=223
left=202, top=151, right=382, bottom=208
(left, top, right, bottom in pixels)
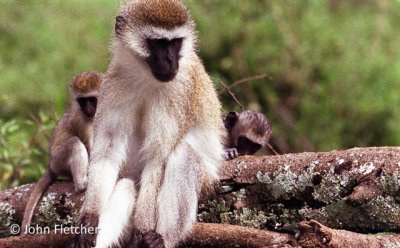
left=146, top=55, right=179, bottom=83
left=237, top=137, right=262, bottom=155
left=152, top=70, right=178, bottom=82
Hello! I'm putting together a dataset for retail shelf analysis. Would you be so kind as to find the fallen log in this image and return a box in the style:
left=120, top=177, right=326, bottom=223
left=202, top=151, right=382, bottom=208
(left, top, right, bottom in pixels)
left=212, top=146, right=400, bottom=233
left=1, top=147, right=400, bottom=247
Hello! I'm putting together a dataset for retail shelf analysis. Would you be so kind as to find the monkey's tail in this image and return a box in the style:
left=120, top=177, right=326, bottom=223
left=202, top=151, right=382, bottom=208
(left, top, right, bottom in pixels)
left=21, top=169, right=55, bottom=234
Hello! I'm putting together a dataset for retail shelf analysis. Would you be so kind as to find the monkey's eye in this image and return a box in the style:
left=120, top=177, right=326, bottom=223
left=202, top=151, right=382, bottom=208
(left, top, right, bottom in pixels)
left=77, top=97, right=97, bottom=118
left=237, top=136, right=262, bottom=155
left=147, top=38, right=183, bottom=50
left=147, top=38, right=168, bottom=49
left=169, top=38, right=183, bottom=50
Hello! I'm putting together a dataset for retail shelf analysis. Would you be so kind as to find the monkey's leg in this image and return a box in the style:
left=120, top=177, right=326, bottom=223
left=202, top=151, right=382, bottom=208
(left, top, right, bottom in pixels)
left=50, top=136, right=88, bottom=192
left=95, top=178, right=136, bottom=248
left=77, top=157, right=123, bottom=246
left=155, top=143, right=201, bottom=248
left=68, top=137, right=89, bottom=192
left=75, top=161, right=121, bottom=248
left=75, top=122, right=128, bottom=248
left=133, top=159, right=164, bottom=232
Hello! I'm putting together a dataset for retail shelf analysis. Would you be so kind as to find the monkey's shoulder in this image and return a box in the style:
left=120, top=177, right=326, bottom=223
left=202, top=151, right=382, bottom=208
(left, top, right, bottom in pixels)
left=187, top=62, right=222, bottom=126
left=51, top=107, right=91, bottom=146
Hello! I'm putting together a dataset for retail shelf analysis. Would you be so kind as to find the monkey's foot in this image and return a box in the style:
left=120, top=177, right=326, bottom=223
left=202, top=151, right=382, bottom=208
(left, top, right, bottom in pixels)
left=124, top=229, right=164, bottom=248
left=74, top=180, right=88, bottom=193
left=142, top=230, right=165, bottom=248
left=74, top=212, right=98, bottom=248
left=74, top=233, right=95, bottom=248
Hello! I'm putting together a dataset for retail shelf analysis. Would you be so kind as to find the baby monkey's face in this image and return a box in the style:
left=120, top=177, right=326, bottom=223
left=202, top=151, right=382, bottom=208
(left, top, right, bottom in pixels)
left=236, top=135, right=262, bottom=155
left=77, top=96, right=97, bottom=118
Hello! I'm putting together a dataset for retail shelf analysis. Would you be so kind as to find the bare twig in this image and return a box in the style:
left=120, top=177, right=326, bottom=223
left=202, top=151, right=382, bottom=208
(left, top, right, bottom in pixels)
left=267, top=143, right=279, bottom=155
left=218, top=73, right=275, bottom=113
left=218, top=79, right=244, bottom=111
left=227, top=73, right=273, bottom=91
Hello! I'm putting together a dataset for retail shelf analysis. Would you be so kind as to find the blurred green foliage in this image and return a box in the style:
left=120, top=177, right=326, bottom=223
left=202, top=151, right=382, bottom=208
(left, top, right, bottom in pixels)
left=1, top=0, right=400, bottom=188
left=0, top=112, right=55, bottom=188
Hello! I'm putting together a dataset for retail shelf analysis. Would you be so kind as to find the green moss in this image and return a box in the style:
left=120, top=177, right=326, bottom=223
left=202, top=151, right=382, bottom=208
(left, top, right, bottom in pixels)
left=256, top=161, right=319, bottom=200
left=313, top=159, right=354, bottom=204
left=231, top=188, right=246, bottom=200
left=197, top=199, right=230, bottom=223
left=0, top=202, right=16, bottom=237
left=298, top=196, right=400, bottom=232
left=234, top=208, right=267, bottom=228
left=377, top=170, right=400, bottom=196
left=198, top=189, right=267, bottom=229
left=32, top=192, right=77, bottom=228
left=265, top=203, right=301, bottom=232
left=364, top=196, right=400, bottom=227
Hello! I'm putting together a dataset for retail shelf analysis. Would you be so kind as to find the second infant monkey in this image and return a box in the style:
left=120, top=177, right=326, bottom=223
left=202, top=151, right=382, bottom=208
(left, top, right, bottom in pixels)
left=224, top=110, right=271, bottom=160
left=21, top=71, right=102, bottom=230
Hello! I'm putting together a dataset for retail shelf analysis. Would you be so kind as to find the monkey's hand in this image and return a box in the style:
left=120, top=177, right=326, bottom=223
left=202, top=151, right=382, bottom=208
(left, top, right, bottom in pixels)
left=74, top=212, right=99, bottom=248
left=224, top=147, right=239, bottom=160
left=124, top=229, right=164, bottom=248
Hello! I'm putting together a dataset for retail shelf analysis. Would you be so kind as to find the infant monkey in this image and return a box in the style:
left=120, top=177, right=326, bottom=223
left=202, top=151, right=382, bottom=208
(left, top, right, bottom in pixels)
left=224, top=110, right=271, bottom=160
left=21, top=71, right=102, bottom=230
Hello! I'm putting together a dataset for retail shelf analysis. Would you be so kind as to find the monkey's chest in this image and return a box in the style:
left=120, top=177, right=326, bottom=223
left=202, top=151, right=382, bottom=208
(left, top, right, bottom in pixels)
left=123, top=106, right=178, bottom=180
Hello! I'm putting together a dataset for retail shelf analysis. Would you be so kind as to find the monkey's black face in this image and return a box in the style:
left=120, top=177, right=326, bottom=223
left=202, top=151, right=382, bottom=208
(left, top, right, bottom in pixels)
left=77, top=97, right=97, bottom=118
left=236, top=136, right=262, bottom=156
left=146, top=38, right=183, bottom=82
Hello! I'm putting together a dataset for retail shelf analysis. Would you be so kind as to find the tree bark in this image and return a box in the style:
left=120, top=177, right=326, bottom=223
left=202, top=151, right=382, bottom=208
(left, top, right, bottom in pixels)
left=1, top=146, right=400, bottom=247
left=0, top=223, right=298, bottom=248
left=185, top=223, right=298, bottom=247
left=298, top=220, right=400, bottom=248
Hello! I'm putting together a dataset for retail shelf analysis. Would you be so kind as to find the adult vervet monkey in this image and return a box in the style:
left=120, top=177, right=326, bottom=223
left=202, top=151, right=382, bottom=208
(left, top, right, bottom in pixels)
left=75, top=1, right=224, bottom=248
left=22, top=71, right=101, bottom=232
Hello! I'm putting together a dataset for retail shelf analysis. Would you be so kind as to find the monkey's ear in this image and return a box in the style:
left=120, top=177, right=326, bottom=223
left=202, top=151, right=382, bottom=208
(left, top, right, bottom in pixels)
left=224, top=111, right=239, bottom=129
left=115, top=15, right=127, bottom=37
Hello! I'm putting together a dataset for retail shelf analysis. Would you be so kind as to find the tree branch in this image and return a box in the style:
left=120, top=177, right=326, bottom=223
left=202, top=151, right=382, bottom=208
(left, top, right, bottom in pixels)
left=226, top=74, right=273, bottom=91
left=298, top=220, right=400, bottom=248
left=0, top=223, right=298, bottom=248
left=185, top=223, right=298, bottom=247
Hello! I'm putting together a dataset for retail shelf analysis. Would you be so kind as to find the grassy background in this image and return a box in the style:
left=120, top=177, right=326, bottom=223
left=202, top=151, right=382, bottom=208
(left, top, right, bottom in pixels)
left=1, top=0, right=400, bottom=188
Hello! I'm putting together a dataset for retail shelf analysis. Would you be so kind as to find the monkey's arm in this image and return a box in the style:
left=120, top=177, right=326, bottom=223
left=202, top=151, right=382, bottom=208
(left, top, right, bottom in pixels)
left=154, top=142, right=204, bottom=248
left=137, top=128, right=222, bottom=248
left=51, top=136, right=89, bottom=193
left=76, top=110, right=129, bottom=248
left=133, top=157, right=165, bottom=232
